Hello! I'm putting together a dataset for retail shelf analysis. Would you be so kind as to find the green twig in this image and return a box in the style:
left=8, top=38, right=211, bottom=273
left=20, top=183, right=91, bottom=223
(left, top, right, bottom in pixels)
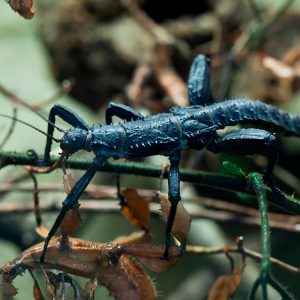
left=248, top=0, right=263, bottom=22
left=249, top=173, right=293, bottom=300
left=0, top=150, right=247, bottom=192
left=1, top=151, right=300, bottom=215
left=245, top=0, right=295, bottom=50
left=250, top=173, right=270, bottom=299
left=229, top=0, right=295, bottom=65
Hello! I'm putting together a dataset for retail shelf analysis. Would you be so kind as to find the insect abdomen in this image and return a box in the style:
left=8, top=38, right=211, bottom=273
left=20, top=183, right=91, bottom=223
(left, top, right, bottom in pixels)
left=207, top=99, right=300, bottom=136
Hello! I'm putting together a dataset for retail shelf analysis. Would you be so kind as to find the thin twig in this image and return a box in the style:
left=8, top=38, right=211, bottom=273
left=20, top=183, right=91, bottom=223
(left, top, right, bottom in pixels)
left=1, top=179, right=299, bottom=232
left=248, top=0, right=263, bottom=22
left=26, top=170, right=42, bottom=227
left=0, top=108, right=17, bottom=150
left=0, top=80, right=73, bottom=110
left=250, top=173, right=270, bottom=299
left=233, top=0, right=295, bottom=55
left=123, top=0, right=190, bottom=57
left=186, top=243, right=300, bottom=276
left=1, top=198, right=300, bottom=233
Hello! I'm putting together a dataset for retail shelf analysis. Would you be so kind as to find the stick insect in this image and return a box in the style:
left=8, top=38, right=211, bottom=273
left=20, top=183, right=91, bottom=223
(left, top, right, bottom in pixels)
left=2, top=54, right=300, bottom=263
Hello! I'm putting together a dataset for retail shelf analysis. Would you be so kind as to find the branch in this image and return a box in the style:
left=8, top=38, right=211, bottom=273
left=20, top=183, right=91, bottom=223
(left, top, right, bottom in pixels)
left=2, top=198, right=300, bottom=233
left=1, top=151, right=300, bottom=214
left=186, top=241, right=300, bottom=276
left=0, top=150, right=247, bottom=191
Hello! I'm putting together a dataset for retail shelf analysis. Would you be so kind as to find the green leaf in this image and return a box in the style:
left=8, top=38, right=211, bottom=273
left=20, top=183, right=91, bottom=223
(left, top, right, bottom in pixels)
left=222, top=161, right=245, bottom=178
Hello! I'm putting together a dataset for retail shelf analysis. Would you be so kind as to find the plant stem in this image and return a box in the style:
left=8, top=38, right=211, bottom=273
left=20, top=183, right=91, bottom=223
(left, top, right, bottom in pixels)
left=250, top=173, right=270, bottom=299
left=1, top=151, right=300, bottom=214
left=249, top=173, right=294, bottom=300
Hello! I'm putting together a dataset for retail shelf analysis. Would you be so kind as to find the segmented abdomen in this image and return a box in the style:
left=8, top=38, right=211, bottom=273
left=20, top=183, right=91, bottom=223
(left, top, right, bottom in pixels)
left=200, top=99, right=300, bottom=136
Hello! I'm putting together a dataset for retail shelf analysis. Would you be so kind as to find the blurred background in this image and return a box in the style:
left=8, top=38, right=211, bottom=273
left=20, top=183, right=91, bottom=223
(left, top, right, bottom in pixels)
left=1, top=0, right=300, bottom=299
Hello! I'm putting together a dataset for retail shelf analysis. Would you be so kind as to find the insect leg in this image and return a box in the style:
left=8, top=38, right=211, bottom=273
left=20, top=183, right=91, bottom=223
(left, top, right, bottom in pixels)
left=188, top=54, right=213, bottom=106
left=162, top=151, right=181, bottom=260
left=207, top=128, right=279, bottom=184
left=105, top=101, right=143, bottom=124
left=40, top=155, right=105, bottom=263
left=44, top=104, right=89, bottom=162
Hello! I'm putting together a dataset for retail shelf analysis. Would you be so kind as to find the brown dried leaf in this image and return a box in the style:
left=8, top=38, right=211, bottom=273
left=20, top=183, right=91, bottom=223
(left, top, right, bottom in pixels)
left=8, top=0, right=36, bottom=19
left=33, top=281, right=45, bottom=300
left=228, top=264, right=245, bottom=293
left=60, top=173, right=81, bottom=236
left=208, top=276, right=231, bottom=300
left=60, top=207, right=82, bottom=237
left=158, top=192, right=191, bottom=244
left=208, top=264, right=245, bottom=300
left=1, top=279, right=17, bottom=297
left=118, top=255, right=158, bottom=299
left=124, top=244, right=182, bottom=273
left=1, top=235, right=160, bottom=299
left=121, top=189, right=150, bottom=231
left=63, top=173, right=74, bottom=194
left=84, top=278, right=98, bottom=296
left=35, top=226, right=49, bottom=238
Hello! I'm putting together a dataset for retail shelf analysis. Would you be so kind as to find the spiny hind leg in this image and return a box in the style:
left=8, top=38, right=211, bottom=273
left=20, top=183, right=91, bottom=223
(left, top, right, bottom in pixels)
left=207, top=128, right=279, bottom=185
left=206, top=128, right=294, bottom=212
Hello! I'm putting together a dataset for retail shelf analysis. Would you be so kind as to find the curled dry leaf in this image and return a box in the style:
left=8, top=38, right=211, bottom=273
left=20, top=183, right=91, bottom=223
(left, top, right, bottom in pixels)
left=0, top=275, right=17, bottom=297
left=85, top=278, right=98, bottom=297
left=60, top=206, right=82, bottom=237
left=33, top=281, right=44, bottom=300
left=35, top=225, right=49, bottom=238
left=158, top=192, right=191, bottom=244
left=7, top=0, right=36, bottom=19
left=124, top=244, right=182, bottom=273
left=119, top=255, right=158, bottom=300
left=1, top=235, right=158, bottom=300
left=63, top=173, right=74, bottom=194
left=121, top=189, right=150, bottom=231
left=208, top=264, right=245, bottom=300
left=60, top=173, right=82, bottom=236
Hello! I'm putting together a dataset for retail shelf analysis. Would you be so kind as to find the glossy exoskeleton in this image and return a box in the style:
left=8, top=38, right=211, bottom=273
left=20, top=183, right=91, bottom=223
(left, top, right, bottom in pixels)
left=39, top=54, right=300, bottom=262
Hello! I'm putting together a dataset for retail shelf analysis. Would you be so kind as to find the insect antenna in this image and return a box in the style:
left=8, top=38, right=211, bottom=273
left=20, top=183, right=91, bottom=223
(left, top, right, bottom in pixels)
left=0, top=113, right=61, bottom=143
left=0, top=84, right=66, bottom=133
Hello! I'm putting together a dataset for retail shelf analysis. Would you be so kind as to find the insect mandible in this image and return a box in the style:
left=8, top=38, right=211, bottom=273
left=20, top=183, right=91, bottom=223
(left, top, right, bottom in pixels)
left=18, top=54, right=300, bottom=263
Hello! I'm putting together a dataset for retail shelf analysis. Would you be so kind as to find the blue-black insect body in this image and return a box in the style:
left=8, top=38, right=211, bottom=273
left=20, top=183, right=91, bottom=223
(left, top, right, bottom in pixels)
left=37, top=54, right=300, bottom=263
